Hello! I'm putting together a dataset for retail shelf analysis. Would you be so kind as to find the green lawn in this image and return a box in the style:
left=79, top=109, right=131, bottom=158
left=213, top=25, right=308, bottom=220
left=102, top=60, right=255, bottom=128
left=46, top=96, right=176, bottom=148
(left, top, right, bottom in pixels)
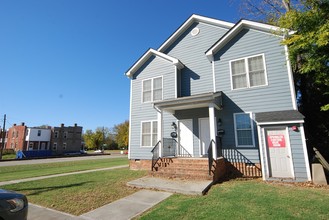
left=0, top=157, right=128, bottom=182
left=3, top=168, right=147, bottom=215
left=138, top=179, right=329, bottom=220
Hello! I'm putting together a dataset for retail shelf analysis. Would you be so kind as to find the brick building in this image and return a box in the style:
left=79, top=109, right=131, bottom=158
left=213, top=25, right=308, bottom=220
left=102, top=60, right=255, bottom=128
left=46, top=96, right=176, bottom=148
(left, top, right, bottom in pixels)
left=51, top=123, right=83, bottom=155
left=5, top=123, right=27, bottom=151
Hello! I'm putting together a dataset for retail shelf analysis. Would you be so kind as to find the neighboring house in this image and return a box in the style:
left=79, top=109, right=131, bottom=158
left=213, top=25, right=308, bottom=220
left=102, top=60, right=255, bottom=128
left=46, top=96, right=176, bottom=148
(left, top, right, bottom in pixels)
left=125, top=14, right=311, bottom=182
left=5, top=123, right=27, bottom=151
left=25, top=127, right=51, bottom=150
left=51, top=123, right=83, bottom=155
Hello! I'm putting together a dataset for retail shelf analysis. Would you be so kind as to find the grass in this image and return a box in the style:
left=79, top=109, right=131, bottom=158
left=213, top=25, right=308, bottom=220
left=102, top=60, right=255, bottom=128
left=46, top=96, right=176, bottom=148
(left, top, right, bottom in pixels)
left=1, top=154, right=16, bottom=160
left=2, top=168, right=147, bottom=215
left=138, top=179, right=329, bottom=220
left=0, top=157, right=128, bottom=182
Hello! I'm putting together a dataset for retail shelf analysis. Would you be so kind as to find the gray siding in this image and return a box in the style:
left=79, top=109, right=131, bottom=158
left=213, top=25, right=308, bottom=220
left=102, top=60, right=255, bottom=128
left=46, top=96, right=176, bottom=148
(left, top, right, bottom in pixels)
left=214, top=29, right=294, bottom=113
left=130, top=56, right=176, bottom=159
left=165, top=22, right=229, bottom=96
left=289, top=125, right=309, bottom=181
left=213, top=29, right=295, bottom=164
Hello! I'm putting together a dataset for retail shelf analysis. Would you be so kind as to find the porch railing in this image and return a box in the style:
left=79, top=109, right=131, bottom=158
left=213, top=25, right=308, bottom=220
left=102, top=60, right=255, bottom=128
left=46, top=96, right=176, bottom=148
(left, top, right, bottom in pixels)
left=222, top=148, right=262, bottom=177
left=151, top=138, right=192, bottom=170
left=151, top=141, right=161, bottom=171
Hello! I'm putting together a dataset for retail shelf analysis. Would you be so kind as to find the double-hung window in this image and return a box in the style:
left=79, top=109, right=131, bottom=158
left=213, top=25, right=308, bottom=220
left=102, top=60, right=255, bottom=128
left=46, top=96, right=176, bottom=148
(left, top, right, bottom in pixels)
left=234, top=113, right=254, bottom=147
left=141, top=121, right=158, bottom=147
left=230, top=54, right=267, bottom=90
left=142, top=77, right=163, bottom=102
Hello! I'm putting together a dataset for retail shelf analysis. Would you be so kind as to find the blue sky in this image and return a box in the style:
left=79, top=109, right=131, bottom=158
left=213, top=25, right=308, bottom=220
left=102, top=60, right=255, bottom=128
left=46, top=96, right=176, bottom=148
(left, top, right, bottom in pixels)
left=0, top=0, right=243, bottom=131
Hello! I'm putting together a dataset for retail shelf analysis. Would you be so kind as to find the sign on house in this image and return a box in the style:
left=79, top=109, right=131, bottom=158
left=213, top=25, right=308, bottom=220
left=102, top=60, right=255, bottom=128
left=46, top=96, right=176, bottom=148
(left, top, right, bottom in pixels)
left=267, top=133, right=286, bottom=148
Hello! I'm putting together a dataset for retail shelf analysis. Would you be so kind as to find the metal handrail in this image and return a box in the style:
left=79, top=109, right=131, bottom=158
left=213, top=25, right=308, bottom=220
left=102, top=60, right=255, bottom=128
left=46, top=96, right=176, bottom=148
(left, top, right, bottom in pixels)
left=151, top=141, right=161, bottom=171
left=172, top=139, right=192, bottom=157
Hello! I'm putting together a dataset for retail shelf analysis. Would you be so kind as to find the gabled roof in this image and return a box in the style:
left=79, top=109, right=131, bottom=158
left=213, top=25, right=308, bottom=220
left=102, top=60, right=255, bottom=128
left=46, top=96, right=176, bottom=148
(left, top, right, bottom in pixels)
left=125, top=48, right=184, bottom=78
left=125, top=15, right=234, bottom=78
left=158, top=14, right=234, bottom=52
left=205, top=19, right=284, bottom=61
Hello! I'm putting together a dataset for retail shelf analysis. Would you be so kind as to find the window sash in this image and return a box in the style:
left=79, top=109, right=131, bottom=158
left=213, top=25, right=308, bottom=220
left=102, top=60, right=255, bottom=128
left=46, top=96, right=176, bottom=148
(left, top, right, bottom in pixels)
left=141, top=121, right=158, bottom=147
left=234, top=113, right=254, bottom=147
left=231, top=55, right=266, bottom=90
left=142, top=77, right=162, bottom=102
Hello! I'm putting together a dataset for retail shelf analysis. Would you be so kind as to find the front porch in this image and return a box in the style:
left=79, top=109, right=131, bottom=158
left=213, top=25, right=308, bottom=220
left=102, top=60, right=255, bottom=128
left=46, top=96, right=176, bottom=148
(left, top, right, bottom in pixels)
left=148, top=137, right=261, bottom=182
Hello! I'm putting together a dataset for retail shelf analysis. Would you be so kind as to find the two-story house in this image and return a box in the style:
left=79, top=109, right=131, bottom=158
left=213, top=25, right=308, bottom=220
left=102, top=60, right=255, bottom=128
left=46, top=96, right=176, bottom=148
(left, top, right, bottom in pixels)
left=25, top=127, right=52, bottom=150
left=125, top=15, right=311, bottom=182
left=5, top=123, right=27, bottom=151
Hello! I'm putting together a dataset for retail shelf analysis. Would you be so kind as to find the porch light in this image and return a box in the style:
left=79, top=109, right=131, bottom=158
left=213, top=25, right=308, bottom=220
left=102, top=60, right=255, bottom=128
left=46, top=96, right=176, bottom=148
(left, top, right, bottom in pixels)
left=171, top=122, right=177, bottom=131
left=291, top=125, right=299, bottom=131
left=217, top=118, right=222, bottom=127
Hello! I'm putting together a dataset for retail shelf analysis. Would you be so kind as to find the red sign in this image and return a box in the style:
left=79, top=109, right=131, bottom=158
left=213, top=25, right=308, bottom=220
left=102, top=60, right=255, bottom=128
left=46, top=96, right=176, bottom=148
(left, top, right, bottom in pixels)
left=267, top=134, right=286, bottom=148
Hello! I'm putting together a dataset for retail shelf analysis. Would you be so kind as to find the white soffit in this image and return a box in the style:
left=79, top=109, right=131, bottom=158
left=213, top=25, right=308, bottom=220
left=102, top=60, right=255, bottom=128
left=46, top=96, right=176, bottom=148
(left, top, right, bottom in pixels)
left=206, top=20, right=283, bottom=61
left=125, top=48, right=184, bottom=78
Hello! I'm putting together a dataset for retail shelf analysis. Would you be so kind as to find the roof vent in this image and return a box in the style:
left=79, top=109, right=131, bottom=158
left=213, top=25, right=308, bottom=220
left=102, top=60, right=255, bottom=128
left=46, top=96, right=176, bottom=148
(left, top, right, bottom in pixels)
left=191, top=27, right=200, bottom=36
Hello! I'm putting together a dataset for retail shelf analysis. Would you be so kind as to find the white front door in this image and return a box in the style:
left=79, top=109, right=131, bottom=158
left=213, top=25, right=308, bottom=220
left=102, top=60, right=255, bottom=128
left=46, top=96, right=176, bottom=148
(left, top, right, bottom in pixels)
left=178, top=119, right=193, bottom=156
left=199, top=118, right=210, bottom=156
left=265, top=128, right=293, bottom=178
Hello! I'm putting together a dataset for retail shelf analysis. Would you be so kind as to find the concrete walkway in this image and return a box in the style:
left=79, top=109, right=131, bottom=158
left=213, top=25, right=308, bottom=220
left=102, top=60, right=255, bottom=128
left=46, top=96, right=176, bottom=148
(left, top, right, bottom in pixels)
left=28, top=190, right=172, bottom=220
left=80, top=190, right=172, bottom=220
left=127, top=176, right=213, bottom=195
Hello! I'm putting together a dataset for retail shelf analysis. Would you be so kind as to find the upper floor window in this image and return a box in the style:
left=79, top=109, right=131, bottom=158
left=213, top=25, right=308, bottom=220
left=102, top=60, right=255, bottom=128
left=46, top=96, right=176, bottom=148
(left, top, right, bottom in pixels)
left=54, top=131, right=59, bottom=138
left=64, top=132, right=67, bottom=139
left=234, top=113, right=255, bottom=147
left=230, top=54, right=267, bottom=90
left=142, top=77, right=163, bottom=103
left=141, top=121, right=158, bottom=147
left=38, top=130, right=41, bottom=136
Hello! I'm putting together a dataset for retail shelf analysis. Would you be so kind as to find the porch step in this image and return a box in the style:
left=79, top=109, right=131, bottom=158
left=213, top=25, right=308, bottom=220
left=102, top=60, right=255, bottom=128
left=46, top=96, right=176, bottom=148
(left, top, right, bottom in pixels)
left=151, top=158, right=213, bottom=180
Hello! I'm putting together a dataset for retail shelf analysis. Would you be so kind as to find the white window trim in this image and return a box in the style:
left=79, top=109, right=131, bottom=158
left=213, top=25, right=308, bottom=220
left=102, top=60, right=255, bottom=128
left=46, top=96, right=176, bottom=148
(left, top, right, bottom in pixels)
left=229, top=53, right=268, bottom=90
left=233, top=112, right=255, bottom=148
left=53, top=142, right=57, bottom=150
left=141, top=76, right=163, bottom=103
left=140, top=120, right=158, bottom=148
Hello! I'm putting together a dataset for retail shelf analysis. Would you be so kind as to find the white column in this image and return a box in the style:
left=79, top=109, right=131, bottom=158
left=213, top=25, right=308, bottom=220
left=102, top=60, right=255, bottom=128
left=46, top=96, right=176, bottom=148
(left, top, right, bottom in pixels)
left=209, top=104, right=217, bottom=159
left=157, top=110, right=163, bottom=157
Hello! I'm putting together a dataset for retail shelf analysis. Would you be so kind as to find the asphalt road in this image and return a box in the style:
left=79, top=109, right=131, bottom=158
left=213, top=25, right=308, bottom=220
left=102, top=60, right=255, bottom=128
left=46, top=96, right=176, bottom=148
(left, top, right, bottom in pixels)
left=0, top=154, right=127, bottom=167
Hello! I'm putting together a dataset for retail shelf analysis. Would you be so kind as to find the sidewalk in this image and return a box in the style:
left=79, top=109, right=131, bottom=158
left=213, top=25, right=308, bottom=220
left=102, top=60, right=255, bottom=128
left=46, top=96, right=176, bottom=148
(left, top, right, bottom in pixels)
left=28, top=190, right=172, bottom=220
left=1, top=165, right=211, bottom=219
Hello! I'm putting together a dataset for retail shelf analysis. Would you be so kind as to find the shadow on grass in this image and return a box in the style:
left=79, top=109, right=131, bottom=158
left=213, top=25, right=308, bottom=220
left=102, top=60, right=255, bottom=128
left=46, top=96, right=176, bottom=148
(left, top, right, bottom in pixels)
left=15, top=181, right=93, bottom=196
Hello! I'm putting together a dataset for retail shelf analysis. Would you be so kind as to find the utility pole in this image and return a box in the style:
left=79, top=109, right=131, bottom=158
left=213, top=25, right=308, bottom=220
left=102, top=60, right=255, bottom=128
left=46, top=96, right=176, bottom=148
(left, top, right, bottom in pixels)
left=0, top=114, right=6, bottom=160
